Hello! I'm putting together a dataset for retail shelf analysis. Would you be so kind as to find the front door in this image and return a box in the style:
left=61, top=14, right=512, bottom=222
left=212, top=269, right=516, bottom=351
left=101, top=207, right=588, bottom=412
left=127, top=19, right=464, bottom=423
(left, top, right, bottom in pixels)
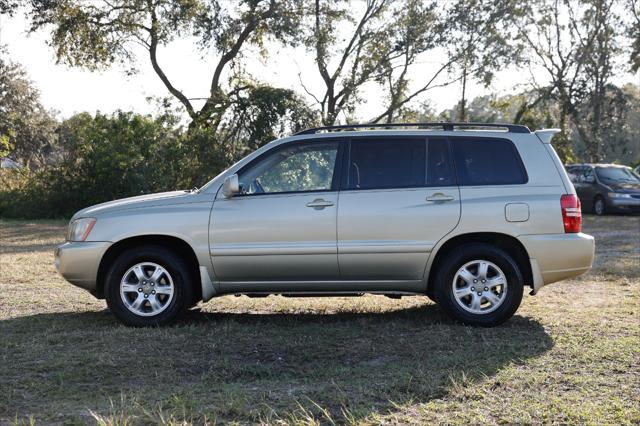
left=337, top=137, right=460, bottom=285
left=210, top=140, right=342, bottom=291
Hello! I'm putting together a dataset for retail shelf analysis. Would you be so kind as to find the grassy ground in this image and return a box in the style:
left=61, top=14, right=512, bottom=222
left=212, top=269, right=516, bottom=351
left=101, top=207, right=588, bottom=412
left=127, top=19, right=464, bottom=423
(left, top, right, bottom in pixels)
left=0, top=216, right=638, bottom=425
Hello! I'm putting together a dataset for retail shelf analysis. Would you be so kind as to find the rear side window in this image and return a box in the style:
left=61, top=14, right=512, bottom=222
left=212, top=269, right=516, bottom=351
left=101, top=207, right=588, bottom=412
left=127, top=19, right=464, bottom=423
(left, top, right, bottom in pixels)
left=452, top=138, right=527, bottom=185
left=347, top=139, right=426, bottom=190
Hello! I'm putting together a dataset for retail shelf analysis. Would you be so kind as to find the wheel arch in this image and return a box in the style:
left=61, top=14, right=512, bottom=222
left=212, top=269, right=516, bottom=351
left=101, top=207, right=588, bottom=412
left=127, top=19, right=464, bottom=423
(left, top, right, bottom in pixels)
left=427, top=232, right=534, bottom=293
left=95, top=234, right=201, bottom=302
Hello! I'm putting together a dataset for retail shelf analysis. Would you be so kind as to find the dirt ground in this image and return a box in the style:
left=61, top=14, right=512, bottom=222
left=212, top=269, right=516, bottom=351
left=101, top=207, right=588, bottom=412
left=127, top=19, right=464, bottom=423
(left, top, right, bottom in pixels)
left=0, top=215, right=638, bottom=425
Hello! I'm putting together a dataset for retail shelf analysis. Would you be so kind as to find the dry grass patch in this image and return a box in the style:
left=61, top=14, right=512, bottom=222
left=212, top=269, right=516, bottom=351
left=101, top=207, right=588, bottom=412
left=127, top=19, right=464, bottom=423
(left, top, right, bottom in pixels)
left=0, top=215, right=638, bottom=424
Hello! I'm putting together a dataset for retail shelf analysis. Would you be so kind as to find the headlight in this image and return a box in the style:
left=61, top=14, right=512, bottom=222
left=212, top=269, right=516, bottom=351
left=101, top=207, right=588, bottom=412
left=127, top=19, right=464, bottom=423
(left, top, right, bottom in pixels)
left=67, top=218, right=97, bottom=241
left=608, top=192, right=632, bottom=199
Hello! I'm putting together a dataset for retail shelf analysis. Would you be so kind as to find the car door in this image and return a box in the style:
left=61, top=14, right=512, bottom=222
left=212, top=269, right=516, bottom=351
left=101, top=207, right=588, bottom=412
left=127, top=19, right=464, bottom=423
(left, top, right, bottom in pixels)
left=581, top=166, right=599, bottom=204
left=572, top=166, right=596, bottom=206
left=336, top=137, right=460, bottom=286
left=210, top=140, right=343, bottom=291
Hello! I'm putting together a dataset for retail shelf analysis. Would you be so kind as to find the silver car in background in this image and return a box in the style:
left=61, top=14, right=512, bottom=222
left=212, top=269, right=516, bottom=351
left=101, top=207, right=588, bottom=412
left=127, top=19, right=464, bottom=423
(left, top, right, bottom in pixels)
left=55, top=123, right=595, bottom=327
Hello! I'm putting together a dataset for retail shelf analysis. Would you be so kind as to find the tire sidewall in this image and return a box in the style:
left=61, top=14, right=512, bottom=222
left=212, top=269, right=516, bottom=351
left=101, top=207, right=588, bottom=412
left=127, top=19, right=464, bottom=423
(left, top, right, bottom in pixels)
left=105, top=245, right=193, bottom=326
left=435, top=244, right=524, bottom=327
left=594, top=196, right=606, bottom=216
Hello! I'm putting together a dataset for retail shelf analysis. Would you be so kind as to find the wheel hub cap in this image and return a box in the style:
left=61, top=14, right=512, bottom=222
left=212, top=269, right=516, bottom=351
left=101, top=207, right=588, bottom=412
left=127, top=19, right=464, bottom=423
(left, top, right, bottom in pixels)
left=452, top=260, right=508, bottom=315
left=120, top=262, right=174, bottom=317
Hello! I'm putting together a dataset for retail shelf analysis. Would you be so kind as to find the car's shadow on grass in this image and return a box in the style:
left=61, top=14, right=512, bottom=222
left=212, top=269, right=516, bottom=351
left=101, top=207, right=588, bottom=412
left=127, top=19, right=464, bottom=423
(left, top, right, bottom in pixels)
left=1, top=303, right=553, bottom=423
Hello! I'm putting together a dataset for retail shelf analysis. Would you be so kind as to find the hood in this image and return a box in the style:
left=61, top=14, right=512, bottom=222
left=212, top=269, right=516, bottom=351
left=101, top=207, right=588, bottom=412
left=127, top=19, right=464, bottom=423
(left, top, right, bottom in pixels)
left=607, top=182, right=640, bottom=193
left=71, top=190, right=199, bottom=219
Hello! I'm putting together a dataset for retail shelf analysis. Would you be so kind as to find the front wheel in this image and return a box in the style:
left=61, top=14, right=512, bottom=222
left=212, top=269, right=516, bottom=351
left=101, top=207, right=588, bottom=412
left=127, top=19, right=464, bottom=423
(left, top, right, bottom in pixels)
left=105, top=245, right=194, bottom=326
left=594, top=196, right=606, bottom=216
left=434, top=244, right=524, bottom=327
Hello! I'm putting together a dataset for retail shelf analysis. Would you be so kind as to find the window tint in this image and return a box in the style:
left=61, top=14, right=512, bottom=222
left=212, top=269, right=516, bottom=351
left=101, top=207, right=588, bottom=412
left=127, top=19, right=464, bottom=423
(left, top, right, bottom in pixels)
left=583, top=166, right=595, bottom=183
left=347, top=139, right=426, bottom=190
left=595, top=166, right=640, bottom=183
left=239, top=142, right=338, bottom=195
left=452, top=138, right=527, bottom=185
left=566, top=166, right=579, bottom=183
left=427, top=138, right=454, bottom=186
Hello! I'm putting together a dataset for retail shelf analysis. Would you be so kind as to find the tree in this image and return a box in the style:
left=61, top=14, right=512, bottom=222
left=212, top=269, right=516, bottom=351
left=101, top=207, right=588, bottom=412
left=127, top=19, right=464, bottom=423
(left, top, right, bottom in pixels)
left=627, top=0, right=640, bottom=72
left=0, top=50, right=57, bottom=168
left=518, top=0, right=625, bottom=162
left=370, top=0, right=445, bottom=123
left=0, top=0, right=20, bottom=15
left=177, top=83, right=319, bottom=187
left=444, top=0, right=525, bottom=121
left=27, top=0, right=304, bottom=129
left=301, top=0, right=392, bottom=125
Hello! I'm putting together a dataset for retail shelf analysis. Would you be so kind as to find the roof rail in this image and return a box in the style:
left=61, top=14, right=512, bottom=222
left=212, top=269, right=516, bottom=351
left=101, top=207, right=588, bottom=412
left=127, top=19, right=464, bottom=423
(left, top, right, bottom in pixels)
left=294, top=122, right=531, bottom=135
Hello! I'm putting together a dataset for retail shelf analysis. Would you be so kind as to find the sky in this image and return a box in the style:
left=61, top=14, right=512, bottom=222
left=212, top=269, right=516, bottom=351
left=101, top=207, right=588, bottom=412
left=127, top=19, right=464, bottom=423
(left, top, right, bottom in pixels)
left=1, top=10, right=638, bottom=123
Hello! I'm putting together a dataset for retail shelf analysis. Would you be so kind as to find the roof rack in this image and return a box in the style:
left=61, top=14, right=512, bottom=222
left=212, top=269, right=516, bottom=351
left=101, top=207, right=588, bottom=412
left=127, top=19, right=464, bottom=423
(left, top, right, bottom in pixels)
left=294, top=122, right=531, bottom=135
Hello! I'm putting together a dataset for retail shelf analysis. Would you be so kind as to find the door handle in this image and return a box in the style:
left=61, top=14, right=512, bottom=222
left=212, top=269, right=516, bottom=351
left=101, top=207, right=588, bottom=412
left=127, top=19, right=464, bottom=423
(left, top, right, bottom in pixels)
left=306, top=198, right=334, bottom=210
left=426, top=193, right=455, bottom=202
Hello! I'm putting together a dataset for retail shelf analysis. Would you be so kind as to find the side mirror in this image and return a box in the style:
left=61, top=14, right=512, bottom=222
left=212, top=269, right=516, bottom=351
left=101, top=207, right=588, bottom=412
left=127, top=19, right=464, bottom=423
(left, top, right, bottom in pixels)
left=222, top=174, right=240, bottom=198
left=585, top=175, right=596, bottom=184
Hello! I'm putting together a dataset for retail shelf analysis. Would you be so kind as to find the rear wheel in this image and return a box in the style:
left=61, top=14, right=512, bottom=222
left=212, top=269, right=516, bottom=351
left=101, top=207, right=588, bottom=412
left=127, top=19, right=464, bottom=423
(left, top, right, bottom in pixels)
left=594, top=196, right=606, bottom=216
left=105, top=245, right=194, bottom=326
left=434, top=243, right=523, bottom=327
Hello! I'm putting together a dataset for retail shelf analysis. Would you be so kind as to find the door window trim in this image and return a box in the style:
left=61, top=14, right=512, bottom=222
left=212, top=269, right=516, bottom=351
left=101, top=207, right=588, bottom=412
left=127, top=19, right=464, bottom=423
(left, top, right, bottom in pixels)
left=232, top=138, right=346, bottom=198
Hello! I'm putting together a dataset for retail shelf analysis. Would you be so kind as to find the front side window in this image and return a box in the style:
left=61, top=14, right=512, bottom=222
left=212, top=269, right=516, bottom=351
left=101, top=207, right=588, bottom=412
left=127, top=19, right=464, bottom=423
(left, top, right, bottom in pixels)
left=347, top=139, right=426, bottom=190
left=238, top=142, right=338, bottom=195
left=452, top=137, right=527, bottom=186
left=583, top=166, right=595, bottom=183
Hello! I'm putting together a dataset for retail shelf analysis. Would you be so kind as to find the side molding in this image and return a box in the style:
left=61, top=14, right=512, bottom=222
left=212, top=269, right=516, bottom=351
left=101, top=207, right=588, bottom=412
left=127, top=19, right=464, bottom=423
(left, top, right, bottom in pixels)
left=199, top=266, right=216, bottom=302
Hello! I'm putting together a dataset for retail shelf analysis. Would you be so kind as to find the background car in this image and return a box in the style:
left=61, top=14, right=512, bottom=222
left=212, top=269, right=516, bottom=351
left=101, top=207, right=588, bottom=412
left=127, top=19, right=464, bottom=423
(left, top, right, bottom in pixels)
left=565, top=164, right=640, bottom=215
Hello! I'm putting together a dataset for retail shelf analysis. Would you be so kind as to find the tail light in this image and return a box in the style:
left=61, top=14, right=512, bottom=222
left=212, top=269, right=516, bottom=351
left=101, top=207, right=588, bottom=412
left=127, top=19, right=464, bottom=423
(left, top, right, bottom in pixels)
left=561, top=194, right=582, bottom=233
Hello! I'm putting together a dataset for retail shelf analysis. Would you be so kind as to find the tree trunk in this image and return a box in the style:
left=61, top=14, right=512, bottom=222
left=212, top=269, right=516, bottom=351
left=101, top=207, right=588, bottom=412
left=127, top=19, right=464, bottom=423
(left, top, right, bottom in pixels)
left=459, top=67, right=467, bottom=122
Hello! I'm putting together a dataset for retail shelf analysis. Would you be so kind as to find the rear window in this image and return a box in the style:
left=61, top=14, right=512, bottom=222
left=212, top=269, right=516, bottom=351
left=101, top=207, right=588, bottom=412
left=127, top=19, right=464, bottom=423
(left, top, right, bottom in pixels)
left=452, top=137, right=527, bottom=185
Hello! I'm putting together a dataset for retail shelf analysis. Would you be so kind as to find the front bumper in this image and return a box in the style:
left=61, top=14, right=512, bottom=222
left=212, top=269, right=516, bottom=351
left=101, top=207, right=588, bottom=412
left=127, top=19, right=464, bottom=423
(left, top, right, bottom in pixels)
left=609, top=197, right=640, bottom=211
left=519, top=232, right=595, bottom=293
left=54, top=241, right=112, bottom=292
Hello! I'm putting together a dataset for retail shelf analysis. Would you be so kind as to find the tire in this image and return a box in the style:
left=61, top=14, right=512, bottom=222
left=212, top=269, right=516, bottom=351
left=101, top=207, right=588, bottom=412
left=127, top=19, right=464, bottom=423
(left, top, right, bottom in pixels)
left=594, top=196, right=606, bottom=216
left=105, top=245, right=194, bottom=326
left=426, top=283, right=437, bottom=303
left=434, top=243, right=524, bottom=327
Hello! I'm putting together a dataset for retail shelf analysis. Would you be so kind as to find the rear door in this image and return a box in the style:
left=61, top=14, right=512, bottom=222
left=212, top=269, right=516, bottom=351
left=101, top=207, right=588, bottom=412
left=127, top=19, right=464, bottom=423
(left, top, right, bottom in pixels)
left=336, top=137, right=460, bottom=285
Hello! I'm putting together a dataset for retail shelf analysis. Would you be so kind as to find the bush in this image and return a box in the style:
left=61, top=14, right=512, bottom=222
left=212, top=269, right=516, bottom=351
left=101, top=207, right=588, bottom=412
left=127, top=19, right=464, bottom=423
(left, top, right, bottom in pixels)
left=0, top=111, right=189, bottom=218
left=0, top=89, right=317, bottom=219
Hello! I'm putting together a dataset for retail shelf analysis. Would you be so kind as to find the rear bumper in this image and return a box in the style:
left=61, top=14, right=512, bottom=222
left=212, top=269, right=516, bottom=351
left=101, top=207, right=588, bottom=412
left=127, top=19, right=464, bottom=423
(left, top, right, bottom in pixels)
left=54, top=241, right=112, bottom=293
left=519, top=233, right=595, bottom=293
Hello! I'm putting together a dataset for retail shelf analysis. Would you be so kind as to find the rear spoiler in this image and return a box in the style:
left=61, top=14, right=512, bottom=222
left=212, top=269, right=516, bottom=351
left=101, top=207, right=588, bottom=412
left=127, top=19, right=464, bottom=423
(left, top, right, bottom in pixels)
left=535, top=129, right=561, bottom=144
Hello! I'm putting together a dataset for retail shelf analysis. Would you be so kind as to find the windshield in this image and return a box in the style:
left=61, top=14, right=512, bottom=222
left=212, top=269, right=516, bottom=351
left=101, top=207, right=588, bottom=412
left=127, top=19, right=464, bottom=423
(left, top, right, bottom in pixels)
left=595, top=166, right=640, bottom=183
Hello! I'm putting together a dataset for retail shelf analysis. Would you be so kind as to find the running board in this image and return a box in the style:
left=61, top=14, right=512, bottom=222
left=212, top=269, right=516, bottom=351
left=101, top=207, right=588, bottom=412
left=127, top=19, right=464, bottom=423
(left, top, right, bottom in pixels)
left=232, top=291, right=422, bottom=298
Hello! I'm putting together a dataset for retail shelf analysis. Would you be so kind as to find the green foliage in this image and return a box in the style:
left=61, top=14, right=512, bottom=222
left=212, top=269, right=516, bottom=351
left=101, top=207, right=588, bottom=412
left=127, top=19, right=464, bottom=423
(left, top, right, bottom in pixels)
left=26, top=0, right=305, bottom=127
left=225, top=84, right=319, bottom=153
left=0, top=50, right=57, bottom=168
left=0, top=111, right=183, bottom=218
left=0, top=81, right=317, bottom=219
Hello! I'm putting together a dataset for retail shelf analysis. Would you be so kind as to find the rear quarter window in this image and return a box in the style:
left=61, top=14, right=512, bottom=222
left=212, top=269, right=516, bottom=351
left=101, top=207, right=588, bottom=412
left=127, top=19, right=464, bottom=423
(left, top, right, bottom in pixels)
left=452, top=137, right=528, bottom=186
